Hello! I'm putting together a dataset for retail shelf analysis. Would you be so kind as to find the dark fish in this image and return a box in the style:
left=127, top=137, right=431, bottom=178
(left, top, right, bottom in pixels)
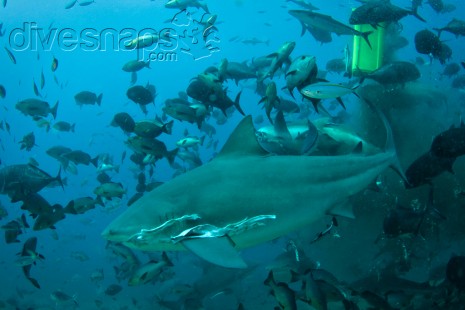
left=15, top=236, right=45, bottom=267
left=122, top=60, right=150, bottom=72
left=104, top=284, right=123, bottom=296
left=452, top=74, right=465, bottom=88
left=224, top=61, right=258, bottom=85
left=125, top=136, right=178, bottom=166
left=264, top=271, right=297, bottom=310
left=427, top=0, right=444, bottom=13
left=62, top=150, right=98, bottom=167
left=405, top=151, right=455, bottom=188
left=97, top=172, right=111, bottom=184
left=74, top=91, right=102, bottom=106
left=383, top=188, right=444, bottom=237
left=50, top=290, right=78, bottom=305
left=20, top=237, right=41, bottom=289
left=414, top=29, right=451, bottom=64
left=51, top=56, right=58, bottom=72
left=2, top=0, right=6, bottom=8
left=349, top=1, right=425, bottom=27
left=33, top=204, right=66, bottom=230
left=33, top=80, right=41, bottom=97
left=1, top=220, right=22, bottom=243
left=134, top=119, right=174, bottom=139
left=127, top=84, right=156, bottom=106
left=0, top=204, right=7, bottom=219
left=434, top=18, right=465, bottom=37
left=4, top=46, right=16, bottom=64
left=430, top=123, right=465, bottom=158
left=46, top=145, right=72, bottom=166
left=64, top=196, right=103, bottom=215
left=441, top=62, right=460, bottom=78
left=20, top=193, right=55, bottom=218
left=0, top=164, right=63, bottom=202
left=446, top=256, right=465, bottom=290
left=325, top=58, right=346, bottom=74
left=40, top=70, right=45, bottom=90
left=53, top=121, right=75, bottom=132
left=78, top=0, right=95, bottom=6
left=162, top=99, right=208, bottom=129
left=362, top=61, right=420, bottom=85
left=186, top=74, right=244, bottom=116
left=16, top=99, right=59, bottom=119
left=19, top=132, right=37, bottom=151
left=93, top=182, right=126, bottom=200
left=111, top=112, right=135, bottom=134
left=0, top=84, right=5, bottom=98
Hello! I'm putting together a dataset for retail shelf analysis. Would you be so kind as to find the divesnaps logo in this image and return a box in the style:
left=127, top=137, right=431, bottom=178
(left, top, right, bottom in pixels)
left=7, top=9, right=220, bottom=62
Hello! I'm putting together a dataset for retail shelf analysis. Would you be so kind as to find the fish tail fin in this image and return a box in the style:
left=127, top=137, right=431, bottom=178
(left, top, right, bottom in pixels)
left=411, top=7, right=426, bottom=23
left=264, top=270, right=274, bottom=286
left=234, top=91, right=245, bottom=115
left=96, top=195, right=105, bottom=206
left=146, top=61, right=151, bottom=69
left=163, top=120, right=174, bottom=135
left=51, top=100, right=59, bottom=119
left=166, top=148, right=179, bottom=166
left=71, top=123, right=76, bottom=132
left=201, top=3, right=210, bottom=13
left=55, top=166, right=64, bottom=190
left=360, top=31, right=373, bottom=49
left=90, top=156, right=99, bottom=168
left=27, top=276, right=40, bottom=289
left=97, top=94, right=103, bottom=106
left=363, top=97, right=409, bottom=185
left=72, top=294, right=79, bottom=306
left=162, top=251, right=174, bottom=267
left=433, top=27, right=442, bottom=38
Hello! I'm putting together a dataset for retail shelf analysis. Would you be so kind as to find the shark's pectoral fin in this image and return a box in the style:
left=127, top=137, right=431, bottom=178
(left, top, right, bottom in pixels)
left=327, top=201, right=355, bottom=219
left=181, top=236, right=248, bottom=269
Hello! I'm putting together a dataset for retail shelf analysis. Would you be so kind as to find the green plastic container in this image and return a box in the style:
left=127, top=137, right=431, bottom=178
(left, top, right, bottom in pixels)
left=352, top=23, right=385, bottom=75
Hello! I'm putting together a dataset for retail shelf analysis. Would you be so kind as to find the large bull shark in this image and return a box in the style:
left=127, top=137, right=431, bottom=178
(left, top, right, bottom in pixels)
left=102, top=106, right=405, bottom=268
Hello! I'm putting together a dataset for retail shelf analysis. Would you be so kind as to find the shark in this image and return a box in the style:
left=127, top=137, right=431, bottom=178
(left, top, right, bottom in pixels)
left=102, top=106, right=405, bottom=269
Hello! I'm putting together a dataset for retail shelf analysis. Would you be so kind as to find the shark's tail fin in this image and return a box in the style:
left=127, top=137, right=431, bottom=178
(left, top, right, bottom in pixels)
left=362, top=97, right=409, bottom=185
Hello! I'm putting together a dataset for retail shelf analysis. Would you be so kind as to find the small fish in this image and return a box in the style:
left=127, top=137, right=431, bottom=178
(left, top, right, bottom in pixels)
left=50, top=290, right=78, bottom=306
left=33, top=80, right=41, bottom=97
left=79, top=0, right=95, bottom=6
left=104, top=284, right=123, bottom=296
left=65, top=0, right=77, bottom=9
left=176, top=136, right=205, bottom=148
left=2, top=0, right=6, bottom=8
left=51, top=56, right=58, bottom=72
left=311, top=217, right=338, bottom=243
left=15, top=249, right=45, bottom=267
left=40, top=70, right=45, bottom=89
left=0, top=85, right=5, bottom=98
left=53, top=121, right=75, bottom=132
left=4, top=46, right=16, bottom=64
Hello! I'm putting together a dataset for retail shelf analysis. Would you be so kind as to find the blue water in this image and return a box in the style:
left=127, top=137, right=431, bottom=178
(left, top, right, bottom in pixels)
left=1, top=0, right=465, bottom=309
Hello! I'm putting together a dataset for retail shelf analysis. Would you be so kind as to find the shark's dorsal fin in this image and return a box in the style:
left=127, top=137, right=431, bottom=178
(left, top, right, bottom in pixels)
left=218, top=116, right=268, bottom=157
left=274, top=111, right=292, bottom=139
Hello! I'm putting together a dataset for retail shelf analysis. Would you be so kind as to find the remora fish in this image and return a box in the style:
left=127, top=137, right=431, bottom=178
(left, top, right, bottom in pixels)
left=102, top=104, right=405, bottom=268
left=288, top=10, right=373, bottom=49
